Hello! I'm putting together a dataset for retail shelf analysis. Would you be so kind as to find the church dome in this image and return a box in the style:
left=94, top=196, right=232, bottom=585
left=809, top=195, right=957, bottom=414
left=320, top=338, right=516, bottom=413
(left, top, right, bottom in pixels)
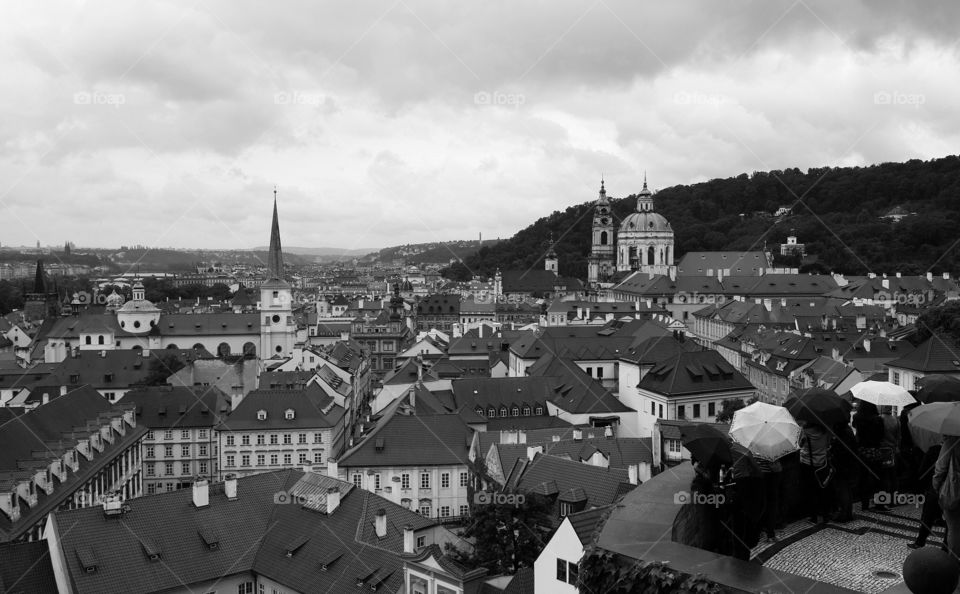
left=619, top=211, right=672, bottom=233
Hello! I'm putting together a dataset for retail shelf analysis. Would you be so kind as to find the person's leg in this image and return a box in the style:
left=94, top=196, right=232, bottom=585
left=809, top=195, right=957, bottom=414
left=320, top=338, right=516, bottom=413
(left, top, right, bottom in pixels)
left=912, top=496, right=934, bottom=547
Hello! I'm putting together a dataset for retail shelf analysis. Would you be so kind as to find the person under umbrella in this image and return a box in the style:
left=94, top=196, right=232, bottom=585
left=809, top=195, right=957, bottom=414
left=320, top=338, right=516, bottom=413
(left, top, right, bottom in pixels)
left=680, top=424, right=733, bottom=472
left=786, top=388, right=851, bottom=429
left=798, top=418, right=834, bottom=524
left=916, top=375, right=960, bottom=404
left=720, top=442, right=765, bottom=561
left=913, top=402, right=960, bottom=560
left=854, top=401, right=889, bottom=511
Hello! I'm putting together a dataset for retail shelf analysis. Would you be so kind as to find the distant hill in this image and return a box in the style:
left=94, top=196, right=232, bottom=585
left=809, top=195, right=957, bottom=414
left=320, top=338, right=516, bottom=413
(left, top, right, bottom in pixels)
left=372, top=240, right=502, bottom=266
left=253, top=246, right=376, bottom=258
left=465, top=156, right=960, bottom=279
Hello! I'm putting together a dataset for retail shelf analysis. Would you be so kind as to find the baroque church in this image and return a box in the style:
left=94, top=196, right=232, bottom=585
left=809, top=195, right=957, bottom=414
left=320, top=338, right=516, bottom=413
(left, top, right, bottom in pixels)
left=587, top=177, right=676, bottom=286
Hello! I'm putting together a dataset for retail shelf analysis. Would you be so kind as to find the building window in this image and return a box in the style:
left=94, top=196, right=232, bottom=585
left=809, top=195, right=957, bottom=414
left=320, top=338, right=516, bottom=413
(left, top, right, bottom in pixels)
left=270, top=434, right=278, bottom=445
left=420, top=473, right=430, bottom=489
left=199, top=445, right=207, bottom=457
left=299, top=453, right=308, bottom=465
left=522, top=406, right=531, bottom=416
left=181, top=429, right=190, bottom=440
left=164, top=430, right=173, bottom=440
left=283, top=454, right=292, bottom=465
left=668, top=440, right=682, bottom=453
left=567, top=561, right=579, bottom=585
left=586, top=367, right=593, bottom=377
left=511, top=406, right=520, bottom=417
left=199, top=462, right=207, bottom=475
left=708, top=402, right=716, bottom=417
left=145, top=431, right=154, bottom=440
left=402, top=474, right=410, bottom=490
left=557, top=558, right=567, bottom=581
left=488, top=407, right=496, bottom=417
left=459, top=505, right=469, bottom=516
left=298, top=433, right=307, bottom=444
left=226, top=455, right=235, bottom=467
left=256, top=434, right=265, bottom=445
left=416, top=535, right=426, bottom=549
left=257, top=454, right=265, bottom=466
left=419, top=504, right=431, bottom=517
left=165, top=462, right=174, bottom=476
left=440, top=506, right=451, bottom=518
left=353, top=474, right=362, bottom=488
left=283, top=434, right=292, bottom=445
left=146, top=446, right=155, bottom=458
left=181, top=461, right=190, bottom=474
left=374, top=473, right=381, bottom=490
left=270, top=454, right=278, bottom=465
left=147, top=483, right=156, bottom=494
left=693, top=404, right=701, bottom=418
left=659, top=404, right=663, bottom=417
left=460, top=472, right=468, bottom=487
left=441, top=473, right=450, bottom=488
left=535, top=406, right=544, bottom=415
left=241, top=455, right=250, bottom=467
left=181, top=445, right=190, bottom=457
left=147, top=464, right=155, bottom=476
left=164, top=446, right=173, bottom=458
left=650, top=401, right=656, bottom=416
left=241, top=435, right=250, bottom=446
left=198, top=429, right=207, bottom=439
left=597, top=368, right=604, bottom=379
left=313, top=433, right=322, bottom=444
left=226, top=435, right=235, bottom=446
left=892, top=371, right=900, bottom=385
left=314, top=452, right=322, bottom=464
left=678, top=405, right=686, bottom=419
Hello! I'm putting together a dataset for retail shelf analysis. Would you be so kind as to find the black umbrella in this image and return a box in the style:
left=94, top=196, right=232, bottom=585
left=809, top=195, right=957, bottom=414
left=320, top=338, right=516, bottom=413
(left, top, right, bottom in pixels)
left=916, top=375, right=960, bottom=403
left=680, top=423, right=733, bottom=469
left=784, top=388, right=850, bottom=428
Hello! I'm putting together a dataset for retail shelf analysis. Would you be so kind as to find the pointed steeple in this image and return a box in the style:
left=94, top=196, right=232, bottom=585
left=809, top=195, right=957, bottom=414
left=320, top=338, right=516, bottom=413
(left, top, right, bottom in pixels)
left=637, top=173, right=653, bottom=212
left=267, top=188, right=284, bottom=280
left=33, top=260, right=47, bottom=293
left=598, top=178, right=608, bottom=203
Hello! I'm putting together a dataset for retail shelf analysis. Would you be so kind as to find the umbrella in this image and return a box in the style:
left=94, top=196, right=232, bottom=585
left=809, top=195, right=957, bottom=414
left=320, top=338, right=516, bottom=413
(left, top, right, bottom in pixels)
left=850, top=380, right=915, bottom=407
left=680, top=423, right=732, bottom=469
left=785, top=388, right=850, bottom=428
left=909, top=416, right=943, bottom=452
left=909, top=401, right=960, bottom=437
left=729, top=401, right=801, bottom=461
left=916, top=375, right=960, bottom=404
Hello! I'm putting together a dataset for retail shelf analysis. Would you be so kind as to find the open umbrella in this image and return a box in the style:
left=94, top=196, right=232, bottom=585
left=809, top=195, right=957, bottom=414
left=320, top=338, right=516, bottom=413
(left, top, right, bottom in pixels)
left=729, top=401, right=801, bottom=461
left=909, top=401, right=960, bottom=437
left=680, top=423, right=732, bottom=469
left=850, top=380, right=915, bottom=407
left=916, top=375, right=960, bottom=404
left=785, top=388, right=850, bottom=428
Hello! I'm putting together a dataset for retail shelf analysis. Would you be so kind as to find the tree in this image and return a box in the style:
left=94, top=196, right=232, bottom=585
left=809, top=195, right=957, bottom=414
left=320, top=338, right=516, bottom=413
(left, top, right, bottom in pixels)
left=913, top=302, right=960, bottom=345
left=440, top=261, right=473, bottom=282
left=141, top=353, right=187, bottom=386
left=715, top=398, right=746, bottom=423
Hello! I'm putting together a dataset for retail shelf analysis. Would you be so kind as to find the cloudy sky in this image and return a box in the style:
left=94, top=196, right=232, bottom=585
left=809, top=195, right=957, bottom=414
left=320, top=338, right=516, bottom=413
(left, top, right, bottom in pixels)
left=1, top=1, right=957, bottom=250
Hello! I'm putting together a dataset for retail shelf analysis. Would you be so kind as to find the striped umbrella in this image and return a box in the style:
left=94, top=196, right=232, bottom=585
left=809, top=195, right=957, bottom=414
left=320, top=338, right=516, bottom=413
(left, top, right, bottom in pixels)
left=729, top=401, right=802, bottom=461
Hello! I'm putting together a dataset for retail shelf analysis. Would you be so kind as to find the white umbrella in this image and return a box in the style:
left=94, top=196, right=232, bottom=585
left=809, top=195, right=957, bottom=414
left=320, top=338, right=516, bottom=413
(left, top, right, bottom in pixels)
left=729, top=401, right=802, bottom=461
left=850, top=380, right=915, bottom=407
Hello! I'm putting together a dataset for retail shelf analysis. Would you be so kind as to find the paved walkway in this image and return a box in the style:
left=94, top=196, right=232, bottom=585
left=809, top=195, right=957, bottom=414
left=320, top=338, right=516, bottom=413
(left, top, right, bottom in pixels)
left=753, top=503, right=944, bottom=593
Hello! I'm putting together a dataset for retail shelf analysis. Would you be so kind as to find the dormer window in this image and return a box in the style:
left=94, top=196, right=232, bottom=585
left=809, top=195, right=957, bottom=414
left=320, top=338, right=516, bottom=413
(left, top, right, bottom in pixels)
left=488, top=407, right=496, bottom=417
left=257, top=410, right=267, bottom=421
left=284, top=409, right=295, bottom=420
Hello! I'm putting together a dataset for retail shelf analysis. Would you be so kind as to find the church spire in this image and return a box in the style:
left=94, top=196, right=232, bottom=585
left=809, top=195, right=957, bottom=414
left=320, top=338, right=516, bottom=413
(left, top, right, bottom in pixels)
left=267, top=188, right=284, bottom=280
left=33, top=259, right=47, bottom=294
left=637, top=173, right=653, bottom=212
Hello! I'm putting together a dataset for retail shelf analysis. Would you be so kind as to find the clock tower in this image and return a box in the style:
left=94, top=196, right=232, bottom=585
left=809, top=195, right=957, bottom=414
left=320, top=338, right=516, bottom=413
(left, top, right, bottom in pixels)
left=587, top=180, right=615, bottom=286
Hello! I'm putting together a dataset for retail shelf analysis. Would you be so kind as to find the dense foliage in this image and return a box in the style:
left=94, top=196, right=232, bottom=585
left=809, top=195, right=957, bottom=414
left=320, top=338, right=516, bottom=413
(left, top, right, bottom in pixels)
left=914, top=302, right=960, bottom=345
left=465, top=156, right=960, bottom=278
left=580, top=549, right=725, bottom=594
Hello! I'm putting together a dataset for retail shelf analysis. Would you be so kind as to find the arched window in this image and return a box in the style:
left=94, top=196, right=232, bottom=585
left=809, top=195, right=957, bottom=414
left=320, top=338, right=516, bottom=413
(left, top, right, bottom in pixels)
left=193, top=343, right=204, bottom=350
left=647, top=246, right=655, bottom=266
left=242, top=342, right=256, bottom=357
left=85, top=336, right=92, bottom=345
left=284, top=409, right=295, bottom=420
left=217, top=342, right=231, bottom=357
left=97, top=335, right=104, bottom=345
left=600, top=231, right=608, bottom=245
left=166, top=344, right=179, bottom=350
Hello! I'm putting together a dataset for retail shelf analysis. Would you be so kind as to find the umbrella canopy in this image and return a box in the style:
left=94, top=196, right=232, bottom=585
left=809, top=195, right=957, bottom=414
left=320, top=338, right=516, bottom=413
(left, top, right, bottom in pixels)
left=785, top=388, right=850, bottom=428
left=729, top=401, right=802, bottom=461
left=909, top=416, right=943, bottom=452
left=909, top=401, right=960, bottom=437
left=850, top=380, right=915, bottom=407
left=680, top=423, right=732, bottom=469
left=916, top=375, right=960, bottom=404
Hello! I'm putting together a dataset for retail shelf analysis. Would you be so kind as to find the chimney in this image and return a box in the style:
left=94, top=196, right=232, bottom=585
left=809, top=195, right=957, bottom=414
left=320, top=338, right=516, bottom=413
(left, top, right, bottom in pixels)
left=944, top=272, right=951, bottom=280
left=573, top=429, right=583, bottom=441
left=326, top=487, right=340, bottom=514
left=327, top=458, right=338, bottom=477
left=896, top=272, right=901, bottom=278
left=340, top=331, right=350, bottom=341
left=780, top=298, right=787, bottom=307
left=42, top=393, right=50, bottom=405
left=881, top=279, right=889, bottom=290
left=762, top=299, right=772, bottom=312
left=526, top=445, right=543, bottom=460
left=192, top=478, right=209, bottom=508
left=403, top=524, right=415, bottom=554
left=863, top=338, right=871, bottom=353
left=927, top=272, right=934, bottom=282
left=375, top=508, right=387, bottom=538
left=59, top=385, right=67, bottom=396
left=224, top=473, right=238, bottom=500
left=628, top=464, right=639, bottom=485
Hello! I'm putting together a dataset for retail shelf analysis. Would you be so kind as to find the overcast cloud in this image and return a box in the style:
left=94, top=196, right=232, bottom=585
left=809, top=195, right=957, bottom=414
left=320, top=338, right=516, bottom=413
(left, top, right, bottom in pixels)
left=1, top=0, right=957, bottom=250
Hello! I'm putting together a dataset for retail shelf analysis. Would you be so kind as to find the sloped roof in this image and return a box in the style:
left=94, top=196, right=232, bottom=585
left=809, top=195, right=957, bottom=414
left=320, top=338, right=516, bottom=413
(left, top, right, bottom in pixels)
left=886, top=334, right=960, bottom=372
left=657, top=419, right=731, bottom=440
left=338, top=412, right=471, bottom=468
left=0, top=539, right=58, bottom=593
left=502, top=566, right=535, bottom=594
left=46, top=349, right=211, bottom=390
left=53, top=470, right=436, bottom=594
left=511, top=453, right=634, bottom=508
left=677, top=251, right=770, bottom=276
left=568, top=504, right=614, bottom=546
left=122, top=386, right=230, bottom=429
left=639, top=350, right=753, bottom=396
left=221, top=387, right=342, bottom=431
